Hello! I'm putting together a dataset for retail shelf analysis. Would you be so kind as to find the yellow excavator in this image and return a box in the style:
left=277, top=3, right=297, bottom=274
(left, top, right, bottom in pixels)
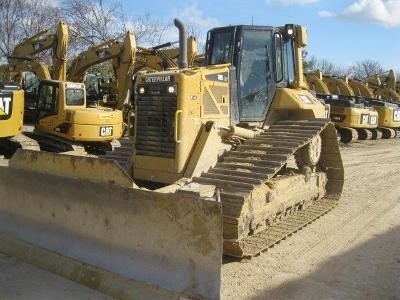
left=7, top=21, right=65, bottom=114
left=66, top=33, right=198, bottom=141
left=0, top=81, right=42, bottom=156
left=365, top=70, right=400, bottom=103
left=348, top=78, right=400, bottom=138
left=4, top=21, right=124, bottom=153
left=304, top=72, right=379, bottom=142
left=68, top=33, right=198, bottom=109
left=0, top=82, right=24, bottom=145
left=67, top=31, right=137, bottom=108
left=0, top=20, right=343, bottom=299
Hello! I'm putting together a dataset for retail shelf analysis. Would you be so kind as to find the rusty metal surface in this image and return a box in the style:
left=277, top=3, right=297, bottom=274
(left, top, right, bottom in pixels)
left=9, top=149, right=135, bottom=188
left=0, top=152, right=223, bottom=299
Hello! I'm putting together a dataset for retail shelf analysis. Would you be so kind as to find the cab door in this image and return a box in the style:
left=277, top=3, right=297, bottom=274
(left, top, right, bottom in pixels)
left=35, top=81, right=60, bottom=133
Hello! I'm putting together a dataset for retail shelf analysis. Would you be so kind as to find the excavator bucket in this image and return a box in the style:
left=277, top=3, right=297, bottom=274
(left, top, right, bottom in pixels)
left=0, top=150, right=222, bottom=299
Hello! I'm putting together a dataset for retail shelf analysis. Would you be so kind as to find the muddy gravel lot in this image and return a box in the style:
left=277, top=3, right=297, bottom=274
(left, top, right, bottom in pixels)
left=1, top=139, right=400, bottom=299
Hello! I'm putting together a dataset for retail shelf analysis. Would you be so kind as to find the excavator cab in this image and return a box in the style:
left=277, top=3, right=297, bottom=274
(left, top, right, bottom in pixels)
left=34, top=79, right=123, bottom=145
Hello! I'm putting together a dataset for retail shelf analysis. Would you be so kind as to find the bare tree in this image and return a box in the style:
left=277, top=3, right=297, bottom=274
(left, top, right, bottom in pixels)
left=0, top=0, right=21, bottom=58
left=128, top=13, right=169, bottom=46
left=61, top=0, right=127, bottom=55
left=349, top=59, right=384, bottom=79
left=18, top=0, right=62, bottom=37
left=303, top=51, right=350, bottom=77
left=0, top=0, right=61, bottom=59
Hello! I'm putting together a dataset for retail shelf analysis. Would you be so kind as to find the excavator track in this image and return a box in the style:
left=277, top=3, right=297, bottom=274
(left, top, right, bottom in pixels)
left=192, top=119, right=344, bottom=257
left=0, top=133, right=40, bottom=158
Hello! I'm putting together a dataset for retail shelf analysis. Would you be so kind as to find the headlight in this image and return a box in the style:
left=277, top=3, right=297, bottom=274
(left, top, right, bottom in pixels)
left=167, top=86, right=175, bottom=93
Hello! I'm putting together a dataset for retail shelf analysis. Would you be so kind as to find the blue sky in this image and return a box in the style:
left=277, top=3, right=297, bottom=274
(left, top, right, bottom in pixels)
left=118, top=0, right=400, bottom=71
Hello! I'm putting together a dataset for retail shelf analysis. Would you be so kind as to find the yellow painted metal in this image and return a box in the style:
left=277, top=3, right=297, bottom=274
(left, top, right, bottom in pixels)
left=366, top=70, right=400, bottom=102
left=133, top=65, right=231, bottom=183
left=115, top=31, right=137, bottom=108
left=304, top=73, right=379, bottom=130
left=348, top=78, right=400, bottom=128
left=0, top=89, right=24, bottom=138
left=304, top=71, right=330, bottom=96
left=0, top=149, right=223, bottom=299
left=0, top=21, right=345, bottom=299
left=35, top=80, right=123, bottom=142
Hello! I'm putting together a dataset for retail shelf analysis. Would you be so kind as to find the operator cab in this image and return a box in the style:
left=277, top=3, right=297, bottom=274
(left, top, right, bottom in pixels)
left=205, top=25, right=297, bottom=123
left=34, top=80, right=86, bottom=128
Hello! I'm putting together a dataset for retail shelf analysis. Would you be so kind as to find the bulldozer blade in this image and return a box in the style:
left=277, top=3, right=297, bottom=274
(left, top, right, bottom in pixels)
left=0, top=150, right=223, bottom=299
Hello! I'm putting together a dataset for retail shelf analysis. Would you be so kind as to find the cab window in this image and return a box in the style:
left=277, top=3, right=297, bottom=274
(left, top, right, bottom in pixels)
left=238, top=29, right=273, bottom=120
left=208, top=30, right=234, bottom=65
left=38, top=84, right=58, bottom=113
left=66, top=88, right=85, bottom=106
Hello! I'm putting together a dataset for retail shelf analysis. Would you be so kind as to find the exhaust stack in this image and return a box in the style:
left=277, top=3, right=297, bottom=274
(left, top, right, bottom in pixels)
left=173, top=18, right=188, bottom=68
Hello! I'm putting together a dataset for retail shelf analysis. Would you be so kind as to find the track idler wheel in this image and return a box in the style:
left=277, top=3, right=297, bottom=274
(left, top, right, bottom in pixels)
left=295, top=135, right=322, bottom=169
left=381, top=128, right=396, bottom=139
left=371, top=128, right=383, bottom=140
left=337, top=127, right=358, bottom=143
left=357, top=129, right=372, bottom=140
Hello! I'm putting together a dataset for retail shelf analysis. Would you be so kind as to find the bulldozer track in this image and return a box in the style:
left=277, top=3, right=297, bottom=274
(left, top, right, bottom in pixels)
left=192, top=119, right=344, bottom=257
left=101, top=137, right=135, bottom=171
left=225, top=199, right=337, bottom=258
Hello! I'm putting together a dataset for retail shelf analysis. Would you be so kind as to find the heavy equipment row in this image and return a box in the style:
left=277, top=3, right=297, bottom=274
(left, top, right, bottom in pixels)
left=6, top=16, right=397, bottom=299
left=304, top=71, right=400, bottom=143
left=0, top=21, right=124, bottom=157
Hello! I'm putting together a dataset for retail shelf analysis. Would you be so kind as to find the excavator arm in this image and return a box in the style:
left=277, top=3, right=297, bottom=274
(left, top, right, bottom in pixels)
left=366, top=71, right=400, bottom=102
left=67, top=31, right=137, bottom=109
left=113, top=32, right=136, bottom=109
left=6, top=58, right=51, bottom=81
left=348, top=79, right=375, bottom=98
left=9, top=21, right=68, bottom=82
left=304, top=71, right=331, bottom=97
left=322, top=75, right=355, bottom=97
left=67, top=39, right=123, bottom=83
left=52, top=21, right=68, bottom=81
left=12, top=29, right=54, bottom=58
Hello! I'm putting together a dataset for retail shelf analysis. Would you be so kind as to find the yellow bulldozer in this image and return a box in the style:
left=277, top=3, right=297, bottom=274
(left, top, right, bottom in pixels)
left=2, top=21, right=124, bottom=153
left=304, top=72, right=380, bottom=142
left=0, top=19, right=344, bottom=299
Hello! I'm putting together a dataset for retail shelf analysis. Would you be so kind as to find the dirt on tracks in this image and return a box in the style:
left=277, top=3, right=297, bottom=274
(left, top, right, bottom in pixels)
left=1, top=139, right=400, bottom=299
left=222, top=139, right=400, bottom=299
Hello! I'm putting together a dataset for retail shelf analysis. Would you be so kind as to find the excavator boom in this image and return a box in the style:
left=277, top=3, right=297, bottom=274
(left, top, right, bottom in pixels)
left=67, top=38, right=123, bottom=83
left=67, top=31, right=136, bottom=109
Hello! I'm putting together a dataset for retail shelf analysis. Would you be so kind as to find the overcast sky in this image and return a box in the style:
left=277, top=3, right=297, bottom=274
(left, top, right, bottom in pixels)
left=120, top=0, right=400, bottom=71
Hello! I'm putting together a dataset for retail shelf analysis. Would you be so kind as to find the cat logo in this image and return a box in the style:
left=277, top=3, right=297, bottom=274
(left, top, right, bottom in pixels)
left=0, top=96, right=12, bottom=119
left=99, top=126, right=113, bottom=137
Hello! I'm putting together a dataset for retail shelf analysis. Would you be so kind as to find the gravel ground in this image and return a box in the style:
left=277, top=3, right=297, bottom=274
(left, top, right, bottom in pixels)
left=1, top=139, right=400, bottom=299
